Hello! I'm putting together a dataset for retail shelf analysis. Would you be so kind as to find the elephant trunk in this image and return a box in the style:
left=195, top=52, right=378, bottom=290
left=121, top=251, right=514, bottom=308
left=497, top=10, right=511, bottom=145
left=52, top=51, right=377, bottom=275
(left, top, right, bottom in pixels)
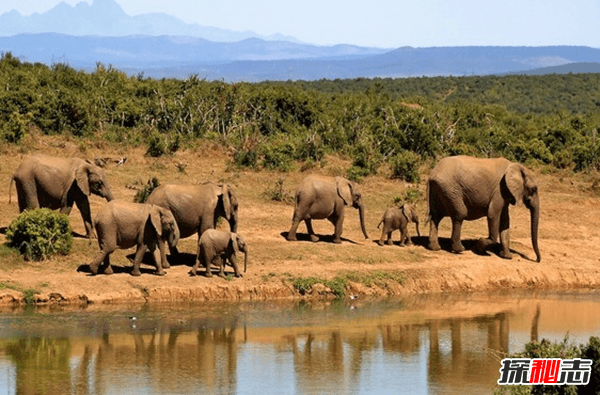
left=169, top=225, right=180, bottom=249
left=243, top=249, right=247, bottom=273
left=415, top=221, right=421, bottom=237
left=358, top=203, right=369, bottom=239
left=529, top=195, right=541, bottom=263
left=229, top=211, right=238, bottom=233
left=104, top=188, right=114, bottom=202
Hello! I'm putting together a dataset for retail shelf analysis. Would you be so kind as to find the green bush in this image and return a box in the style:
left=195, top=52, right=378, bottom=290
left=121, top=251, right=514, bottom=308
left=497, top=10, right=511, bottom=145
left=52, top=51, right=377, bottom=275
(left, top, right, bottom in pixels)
left=133, top=176, right=161, bottom=203
left=6, top=209, right=73, bottom=261
left=389, top=151, right=421, bottom=183
left=495, top=336, right=600, bottom=395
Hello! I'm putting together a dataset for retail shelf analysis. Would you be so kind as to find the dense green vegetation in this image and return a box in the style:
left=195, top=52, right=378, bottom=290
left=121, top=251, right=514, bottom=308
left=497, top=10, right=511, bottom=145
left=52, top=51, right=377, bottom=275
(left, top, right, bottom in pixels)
left=6, top=209, right=73, bottom=261
left=2, top=52, right=600, bottom=179
left=495, top=336, right=600, bottom=395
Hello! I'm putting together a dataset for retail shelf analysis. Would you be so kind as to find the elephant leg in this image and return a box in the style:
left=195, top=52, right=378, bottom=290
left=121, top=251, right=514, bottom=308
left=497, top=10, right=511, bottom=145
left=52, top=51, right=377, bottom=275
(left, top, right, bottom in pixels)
left=150, top=246, right=166, bottom=276
left=190, top=244, right=201, bottom=276
left=386, top=230, right=394, bottom=245
left=498, top=206, right=511, bottom=259
left=131, top=245, right=148, bottom=277
left=215, top=256, right=225, bottom=278
left=428, top=215, right=443, bottom=251
left=328, top=213, right=344, bottom=244
left=158, top=239, right=170, bottom=269
left=101, top=255, right=113, bottom=275
left=304, top=219, right=319, bottom=242
left=401, top=226, right=412, bottom=246
left=89, top=250, right=112, bottom=275
left=227, top=254, right=242, bottom=278
left=286, top=211, right=302, bottom=241
left=450, top=218, right=465, bottom=253
left=74, top=198, right=96, bottom=239
left=203, top=250, right=214, bottom=278
left=377, top=225, right=387, bottom=246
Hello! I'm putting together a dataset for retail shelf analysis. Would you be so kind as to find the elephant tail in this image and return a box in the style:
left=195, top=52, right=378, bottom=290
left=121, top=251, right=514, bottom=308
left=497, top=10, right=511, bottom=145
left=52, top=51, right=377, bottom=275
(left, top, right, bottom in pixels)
left=8, top=175, right=14, bottom=204
left=377, top=219, right=383, bottom=229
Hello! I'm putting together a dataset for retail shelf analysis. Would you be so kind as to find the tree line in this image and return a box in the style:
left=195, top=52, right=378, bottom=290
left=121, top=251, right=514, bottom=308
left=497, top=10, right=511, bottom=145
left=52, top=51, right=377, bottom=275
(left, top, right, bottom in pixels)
left=2, top=52, right=600, bottom=181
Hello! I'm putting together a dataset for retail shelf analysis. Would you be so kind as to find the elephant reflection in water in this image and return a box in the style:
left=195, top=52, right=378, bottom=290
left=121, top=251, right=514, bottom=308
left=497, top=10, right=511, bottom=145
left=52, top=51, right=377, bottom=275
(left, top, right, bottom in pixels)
left=427, top=314, right=510, bottom=389
left=91, top=323, right=241, bottom=394
left=379, top=324, right=421, bottom=354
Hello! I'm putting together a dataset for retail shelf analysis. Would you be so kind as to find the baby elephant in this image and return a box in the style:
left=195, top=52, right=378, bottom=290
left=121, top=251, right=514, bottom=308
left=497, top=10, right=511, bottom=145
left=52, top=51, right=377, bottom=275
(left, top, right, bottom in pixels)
left=377, top=204, right=420, bottom=246
left=192, top=229, right=248, bottom=278
left=88, top=201, right=180, bottom=276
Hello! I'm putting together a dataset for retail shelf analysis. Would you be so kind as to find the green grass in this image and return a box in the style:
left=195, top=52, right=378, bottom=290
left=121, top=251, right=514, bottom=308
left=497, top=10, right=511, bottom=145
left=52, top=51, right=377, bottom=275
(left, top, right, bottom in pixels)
left=291, top=270, right=406, bottom=298
left=0, top=281, right=46, bottom=304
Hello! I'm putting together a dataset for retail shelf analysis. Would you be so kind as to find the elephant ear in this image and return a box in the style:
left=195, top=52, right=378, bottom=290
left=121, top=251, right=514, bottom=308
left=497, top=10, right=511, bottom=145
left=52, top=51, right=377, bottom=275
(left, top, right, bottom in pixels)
left=74, top=164, right=91, bottom=196
left=221, top=184, right=232, bottom=220
left=504, top=164, right=525, bottom=205
left=230, top=232, right=240, bottom=253
left=335, top=177, right=352, bottom=206
left=149, top=207, right=163, bottom=237
left=401, top=204, right=411, bottom=221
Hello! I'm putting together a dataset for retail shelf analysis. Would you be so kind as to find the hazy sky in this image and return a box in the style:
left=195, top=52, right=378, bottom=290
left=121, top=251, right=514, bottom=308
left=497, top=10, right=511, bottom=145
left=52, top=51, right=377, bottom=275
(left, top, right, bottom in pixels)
left=1, top=0, right=599, bottom=48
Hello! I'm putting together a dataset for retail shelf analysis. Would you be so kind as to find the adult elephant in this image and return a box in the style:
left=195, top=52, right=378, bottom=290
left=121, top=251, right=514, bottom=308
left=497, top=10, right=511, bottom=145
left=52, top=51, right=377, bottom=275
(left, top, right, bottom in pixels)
left=10, top=155, right=114, bottom=239
left=145, top=182, right=238, bottom=254
left=286, top=175, right=369, bottom=244
left=427, top=155, right=541, bottom=262
left=88, top=201, right=180, bottom=276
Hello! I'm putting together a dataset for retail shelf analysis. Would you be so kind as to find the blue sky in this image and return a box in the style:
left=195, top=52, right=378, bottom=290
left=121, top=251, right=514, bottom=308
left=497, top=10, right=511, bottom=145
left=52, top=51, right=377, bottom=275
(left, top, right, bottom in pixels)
left=1, top=0, right=599, bottom=48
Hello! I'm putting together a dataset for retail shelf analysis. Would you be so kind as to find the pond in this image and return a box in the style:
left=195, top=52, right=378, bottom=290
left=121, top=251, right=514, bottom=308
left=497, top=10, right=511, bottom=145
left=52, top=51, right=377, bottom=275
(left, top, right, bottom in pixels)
left=0, top=290, right=599, bottom=395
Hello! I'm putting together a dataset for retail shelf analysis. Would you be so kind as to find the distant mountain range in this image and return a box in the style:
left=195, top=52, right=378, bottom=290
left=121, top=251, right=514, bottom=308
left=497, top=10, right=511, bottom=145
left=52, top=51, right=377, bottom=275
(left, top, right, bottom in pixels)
left=0, top=0, right=300, bottom=43
left=1, top=0, right=600, bottom=81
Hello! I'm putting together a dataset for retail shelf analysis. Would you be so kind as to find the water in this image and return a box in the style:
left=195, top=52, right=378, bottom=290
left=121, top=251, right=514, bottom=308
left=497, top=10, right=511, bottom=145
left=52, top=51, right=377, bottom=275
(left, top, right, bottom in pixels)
left=0, top=290, right=599, bottom=395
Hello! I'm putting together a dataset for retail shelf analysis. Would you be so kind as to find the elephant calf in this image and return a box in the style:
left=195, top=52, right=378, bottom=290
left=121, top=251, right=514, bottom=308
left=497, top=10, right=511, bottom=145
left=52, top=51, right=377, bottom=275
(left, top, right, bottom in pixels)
left=87, top=201, right=180, bottom=276
left=377, top=204, right=420, bottom=246
left=192, top=229, right=248, bottom=278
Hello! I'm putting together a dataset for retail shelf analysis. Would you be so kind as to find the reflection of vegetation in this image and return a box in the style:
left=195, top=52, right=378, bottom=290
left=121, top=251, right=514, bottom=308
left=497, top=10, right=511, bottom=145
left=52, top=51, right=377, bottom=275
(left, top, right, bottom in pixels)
left=494, top=336, right=600, bottom=395
left=5, top=338, right=71, bottom=395
left=4, top=53, right=600, bottom=175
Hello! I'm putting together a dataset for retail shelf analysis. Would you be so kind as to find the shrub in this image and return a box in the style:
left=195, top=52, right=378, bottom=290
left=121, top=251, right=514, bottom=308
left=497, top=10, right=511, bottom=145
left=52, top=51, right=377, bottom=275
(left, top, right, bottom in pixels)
left=233, top=147, right=259, bottom=169
left=6, top=209, right=73, bottom=261
left=263, top=178, right=293, bottom=204
left=133, top=176, right=161, bottom=203
left=389, top=151, right=421, bottom=183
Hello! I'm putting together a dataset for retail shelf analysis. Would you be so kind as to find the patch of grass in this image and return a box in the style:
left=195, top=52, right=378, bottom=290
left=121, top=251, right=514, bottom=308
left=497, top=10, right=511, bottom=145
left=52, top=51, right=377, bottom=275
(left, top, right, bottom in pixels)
left=261, top=272, right=277, bottom=282
left=263, top=177, right=294, bottom=204
left=225, top=274, right=234, bottom=282
left=0, top=281, right=43, bottom=304
left=291, top=270, right=405, bottom=298
left=133, top=176, right=160, bottom=203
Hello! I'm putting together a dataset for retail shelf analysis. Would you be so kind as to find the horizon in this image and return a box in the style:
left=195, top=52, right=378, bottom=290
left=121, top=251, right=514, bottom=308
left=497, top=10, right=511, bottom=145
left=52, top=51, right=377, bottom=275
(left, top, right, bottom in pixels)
left=0, top=0, right=598, bottom=49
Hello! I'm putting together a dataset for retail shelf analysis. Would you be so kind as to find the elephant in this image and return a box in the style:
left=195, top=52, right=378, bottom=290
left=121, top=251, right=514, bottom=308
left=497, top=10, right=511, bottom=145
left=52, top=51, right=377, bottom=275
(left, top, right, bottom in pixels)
left=427, top=155, right=541, bottom=262
left=87, top=200, right=180, bottom=276
left=377, top=204, right=420, bottom=246
left=191, top=229, right=248, bottom=278
left=286, top=175, right=369, bottom=244
left=145, top=182, right=238, bottom=255
left=10, top=155, right=114, bottom=239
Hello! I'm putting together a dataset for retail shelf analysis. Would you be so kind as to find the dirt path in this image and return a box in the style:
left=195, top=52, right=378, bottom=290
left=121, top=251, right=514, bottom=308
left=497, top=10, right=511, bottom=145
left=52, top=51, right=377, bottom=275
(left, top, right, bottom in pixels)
left=0, top=137, right=599, bottom=305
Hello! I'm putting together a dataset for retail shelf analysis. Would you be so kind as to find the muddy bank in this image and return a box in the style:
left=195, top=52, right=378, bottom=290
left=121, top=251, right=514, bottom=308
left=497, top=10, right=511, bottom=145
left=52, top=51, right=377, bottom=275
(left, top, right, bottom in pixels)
left=1, top=256, right=599, bottom=305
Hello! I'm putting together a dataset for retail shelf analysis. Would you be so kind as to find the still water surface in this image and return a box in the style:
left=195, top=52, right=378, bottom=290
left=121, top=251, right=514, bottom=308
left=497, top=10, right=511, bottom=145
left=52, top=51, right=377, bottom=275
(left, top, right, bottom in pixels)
left=0, top=290, right=600, bottom=395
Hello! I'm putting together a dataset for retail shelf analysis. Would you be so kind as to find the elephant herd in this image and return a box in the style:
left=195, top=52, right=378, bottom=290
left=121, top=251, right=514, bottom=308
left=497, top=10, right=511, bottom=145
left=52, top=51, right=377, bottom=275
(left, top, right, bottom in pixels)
left=8, top=154, right=541, bottom=278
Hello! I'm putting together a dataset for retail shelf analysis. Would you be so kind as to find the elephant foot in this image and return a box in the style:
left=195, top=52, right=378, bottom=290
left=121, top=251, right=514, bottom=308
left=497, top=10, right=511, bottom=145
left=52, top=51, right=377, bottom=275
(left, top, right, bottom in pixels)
left=427, top=241, right=442, bottom=251
left=332, top=237, right=342, bottom=244
left=86, top=232, right=97, bottom=240
left=309, top=234, right=319, bottom=242
left=205, top=271, right=213, bottom=278
left=103, top=266, right=113, bottom=275
left=155, top=270, right=166, bottom=276
left=451, top=242, right=465, bottom=253
left=286, top=233, right=297, bottom=242
left=405, top=239, right=413, bottom=246
left=131, top=269, right=142, bottom=277
left=89, top=265, right=99, bottom=275
left=499, top=250, right=512, bottom=260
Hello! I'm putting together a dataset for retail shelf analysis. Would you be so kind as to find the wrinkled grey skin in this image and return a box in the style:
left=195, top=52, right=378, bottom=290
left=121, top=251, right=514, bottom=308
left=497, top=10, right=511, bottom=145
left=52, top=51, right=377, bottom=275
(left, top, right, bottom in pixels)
left=427, top=155, right=541, bottom=262
left=377, top=204, right=420, bottom=246
left=286, top=175, right=369, bottom=244
left=192, top=229, right=248, bottom=278
left=88, top=200, right=180, bottom=276
left=10, top=155, right=114, bottom=239
left=146, top=182, right=238, bottom=255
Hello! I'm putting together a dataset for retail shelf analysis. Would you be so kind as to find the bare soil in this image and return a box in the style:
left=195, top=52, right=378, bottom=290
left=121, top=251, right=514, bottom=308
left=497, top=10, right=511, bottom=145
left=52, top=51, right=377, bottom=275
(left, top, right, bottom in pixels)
left=0, top=134, right=599, bottom=305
